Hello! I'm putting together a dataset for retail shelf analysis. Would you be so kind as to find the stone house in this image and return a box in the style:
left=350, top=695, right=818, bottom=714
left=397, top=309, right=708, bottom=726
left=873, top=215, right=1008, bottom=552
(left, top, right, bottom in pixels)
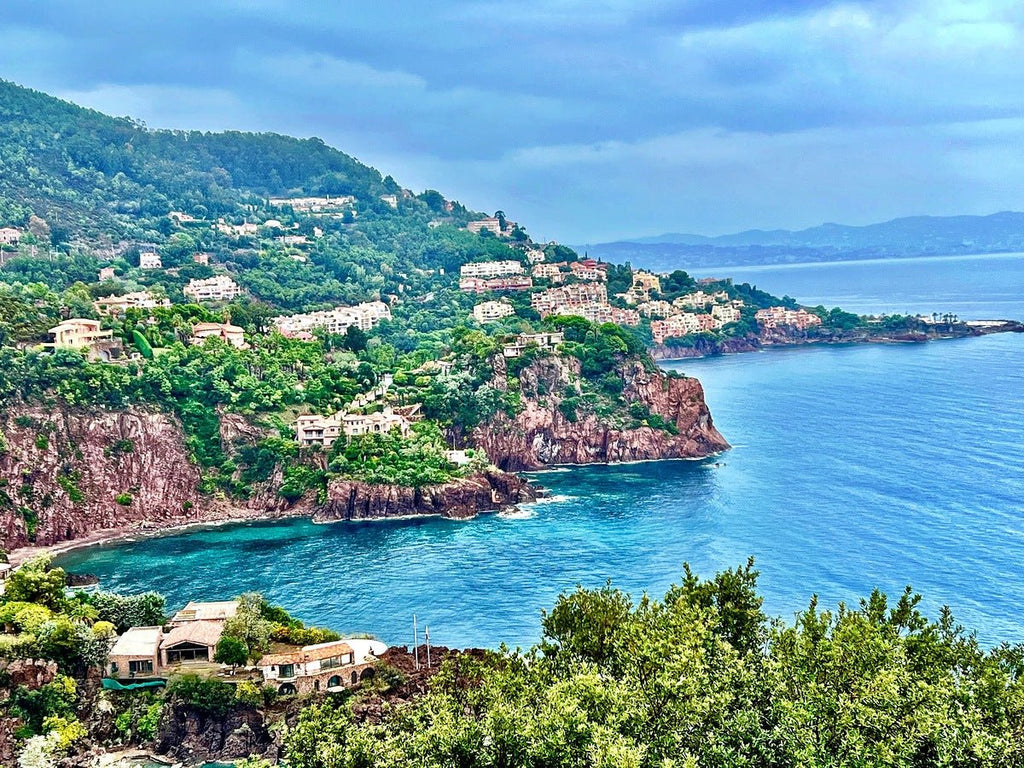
left=258, top=639, right=387, bottom=695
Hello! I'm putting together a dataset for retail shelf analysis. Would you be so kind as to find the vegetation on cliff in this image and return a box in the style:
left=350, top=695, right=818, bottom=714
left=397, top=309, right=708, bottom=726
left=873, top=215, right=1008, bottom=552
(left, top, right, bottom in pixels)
left=4, top=556, right=1022, bottom=766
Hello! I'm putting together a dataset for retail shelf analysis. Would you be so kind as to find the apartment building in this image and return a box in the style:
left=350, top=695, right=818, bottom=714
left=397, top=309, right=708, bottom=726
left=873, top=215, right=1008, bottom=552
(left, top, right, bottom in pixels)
left=273, top=301, right=392, bottom=338
left=460, top=261, right=524, bottom=279
left=139, top=252, right=163, bottom=269
left=472, top=300, right=516, bottom=323
left=93, top=291, right=171, bottom=316
left=183, top=275, right=243, bottom=303
left=755, top=307, right=823, bottom=330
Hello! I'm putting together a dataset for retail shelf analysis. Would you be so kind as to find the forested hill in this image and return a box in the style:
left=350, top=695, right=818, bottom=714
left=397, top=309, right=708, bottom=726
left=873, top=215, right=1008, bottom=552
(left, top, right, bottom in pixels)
left=0, top=78, right=402, bottom=240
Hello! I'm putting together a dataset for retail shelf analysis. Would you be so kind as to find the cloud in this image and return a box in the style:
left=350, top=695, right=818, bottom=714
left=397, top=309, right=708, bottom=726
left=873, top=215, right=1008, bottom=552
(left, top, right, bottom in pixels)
left=0, top=0, right=1022, bottom=240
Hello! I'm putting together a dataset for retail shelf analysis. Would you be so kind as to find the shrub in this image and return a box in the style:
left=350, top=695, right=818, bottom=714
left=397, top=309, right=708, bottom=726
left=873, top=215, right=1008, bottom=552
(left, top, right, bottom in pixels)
left=166, top=674, right=236, bottom=716
left=115, top=492, right=133, bottom=506
left=235, top=680, right=263, bottom=706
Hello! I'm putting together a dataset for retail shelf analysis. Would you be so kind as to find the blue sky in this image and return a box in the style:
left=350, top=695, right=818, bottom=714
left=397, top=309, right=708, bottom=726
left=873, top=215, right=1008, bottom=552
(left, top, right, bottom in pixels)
left=2, top=0, right=1022, bottom=242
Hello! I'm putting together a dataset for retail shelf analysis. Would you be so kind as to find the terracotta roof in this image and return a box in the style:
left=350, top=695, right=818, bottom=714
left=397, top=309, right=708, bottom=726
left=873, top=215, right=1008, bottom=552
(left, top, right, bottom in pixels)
left=161, top=620, right=224, bottom=649
left=259, top=640, right=354, bottom=667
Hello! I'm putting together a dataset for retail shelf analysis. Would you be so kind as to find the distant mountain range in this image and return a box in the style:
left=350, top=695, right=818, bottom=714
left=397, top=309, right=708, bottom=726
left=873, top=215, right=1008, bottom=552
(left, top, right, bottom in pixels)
left=576, top=212, right=1024, bottom=272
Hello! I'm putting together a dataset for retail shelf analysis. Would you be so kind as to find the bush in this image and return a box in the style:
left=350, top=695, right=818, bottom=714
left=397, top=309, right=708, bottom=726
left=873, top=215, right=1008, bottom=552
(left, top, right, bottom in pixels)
left=166, top=674, right=236, bottom=716
left=235, top=680, right=263, bottom=706
left=115, top=492, right=133, bottom=506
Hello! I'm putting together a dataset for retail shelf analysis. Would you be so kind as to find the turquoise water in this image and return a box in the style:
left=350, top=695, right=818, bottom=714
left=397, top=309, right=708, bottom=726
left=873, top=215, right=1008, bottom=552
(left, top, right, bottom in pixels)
left=58, top=256, right=1024, bottom=649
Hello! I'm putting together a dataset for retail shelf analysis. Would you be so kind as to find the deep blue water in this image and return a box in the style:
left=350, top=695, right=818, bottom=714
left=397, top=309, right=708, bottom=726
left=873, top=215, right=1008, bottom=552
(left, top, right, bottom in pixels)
left=58, top=255, right=1024, bottom=649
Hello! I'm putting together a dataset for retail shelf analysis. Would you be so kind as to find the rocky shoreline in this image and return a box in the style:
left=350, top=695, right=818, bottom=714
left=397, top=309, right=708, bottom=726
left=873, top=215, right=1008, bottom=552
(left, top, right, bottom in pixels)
left=649, top=319, right=1024, bottom=360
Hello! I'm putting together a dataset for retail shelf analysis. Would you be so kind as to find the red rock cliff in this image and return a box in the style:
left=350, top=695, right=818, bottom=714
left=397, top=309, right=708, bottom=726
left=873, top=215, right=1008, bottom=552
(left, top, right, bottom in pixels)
left=471, top=356, right=729, bottom=471
left=0, top=406, right=208, bottom=550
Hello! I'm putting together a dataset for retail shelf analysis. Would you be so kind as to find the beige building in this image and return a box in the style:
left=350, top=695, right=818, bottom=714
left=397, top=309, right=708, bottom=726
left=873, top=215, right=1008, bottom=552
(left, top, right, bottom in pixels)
left=258, top=638, right=387, bottom=695
left=569, top=261, right=607, bottom=282
left=191, top=322, right=247, bottom=349
left=711, top=304, right=742, bottom=325
left=215, top=221, right=259, bottom=237
left=0, top=227, right=21, bottom=246
left=48, top=319, right=113, bottom=349
left=297, top=406, right=411, bottom=447
left=192, top=252, right=210, bottom=266
left=107, top=626, right=163, bottom=679
left=171, top=600, right=239, bottom=624
left=755, top=307, right=823, bottom=330
left=466, top=217, right=517, bottom=236
left=472, top=300, right=515, bottom=324
left=502, top=331, right=565, bottom=358
left=673, top=290, right=730, bottom=310
left=139, top=252, right=163, bottom=269
left=637, top=300, right=674, bottom=318
left=531, top=283, right=608, bottom=316
left=184, top=275, right=243, bottom=303
left=93, top=291, right=171, bottom=316
left=98, top=266, right=117, bottom=281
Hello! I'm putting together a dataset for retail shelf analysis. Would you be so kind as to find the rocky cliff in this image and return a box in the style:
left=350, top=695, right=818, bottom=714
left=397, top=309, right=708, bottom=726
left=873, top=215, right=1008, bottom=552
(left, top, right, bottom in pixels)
left=0, top=406, right=209, bottom=551
left=472, top=356, right=729, bottom=471
left=315, top=469, right=536, bottom=522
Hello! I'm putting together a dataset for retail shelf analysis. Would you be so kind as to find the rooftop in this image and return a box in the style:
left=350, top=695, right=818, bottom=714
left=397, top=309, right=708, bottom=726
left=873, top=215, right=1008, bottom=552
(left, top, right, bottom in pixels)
left=109, top=626, right=162, bottom=657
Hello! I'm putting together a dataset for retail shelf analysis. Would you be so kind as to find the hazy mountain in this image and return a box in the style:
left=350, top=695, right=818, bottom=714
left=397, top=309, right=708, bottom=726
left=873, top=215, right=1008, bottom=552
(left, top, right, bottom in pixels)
left=577, top=212, right=1024, bottom=271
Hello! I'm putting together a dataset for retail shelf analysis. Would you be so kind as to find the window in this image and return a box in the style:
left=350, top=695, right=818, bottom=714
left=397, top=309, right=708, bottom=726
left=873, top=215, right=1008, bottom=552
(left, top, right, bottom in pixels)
left=279, top=663, right=296, bottom=678
left=129, top=660, right=154, bottom=674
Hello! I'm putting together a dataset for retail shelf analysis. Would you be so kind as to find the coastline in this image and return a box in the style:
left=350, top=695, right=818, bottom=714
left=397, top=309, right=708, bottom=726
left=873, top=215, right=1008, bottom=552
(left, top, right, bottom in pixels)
left=649, top=319, right=1024, bottom=361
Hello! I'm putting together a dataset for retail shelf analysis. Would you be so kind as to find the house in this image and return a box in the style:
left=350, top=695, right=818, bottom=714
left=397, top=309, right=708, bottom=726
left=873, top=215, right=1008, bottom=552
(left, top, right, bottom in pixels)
left=569, top=261, right=607, bottom=282
left=295, top=412, right=345, bottom=447
left=502, top=331, right=564, bottom=358
left=192, top=252, right=210, bottom=266
left=531, top=262, right=565, bottom=282
left=297, top=406, right=412, bottom=447
left=98, top=267, right=117, bottom=281
left=472, top=300, right=515, bottom=324
left=48, top=319, right=113, bottom=349
left=184, top=275, right=243, bottom=302
left=169, top=211, right=198, bottom=224
left=171, top=600, right=240, bottom=625
left=191, top=322, right=247, bottom=349
left=637, top=300, right=674, bottom=318
left=93, top=291, right=171, bottom=316
left=0, top=227, right=22, bottom=246
left=268, top=195, right=356, bottom=213
left=160, top=620, right=224, bottom=667
left=139, top=252, right=163, bottom=269
left=258, top=639, right=387, bottom=695
left=525, top=248, right=546, bottom=264
left=466, top=217, right=516, bottom=236
left=341, top=407, right=411, bottom=438
left=673, top=291, right=730, bottom=310
left=460, top=261, right=524, bottom=279
left=380, top=194, right=399, bottom=208
left=107, top=626, right=163, bottom=680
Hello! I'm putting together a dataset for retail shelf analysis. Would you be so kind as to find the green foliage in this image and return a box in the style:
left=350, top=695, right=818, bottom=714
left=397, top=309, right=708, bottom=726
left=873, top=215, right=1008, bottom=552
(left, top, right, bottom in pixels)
left=89, top=591, right=166, bottom=633
left=2, top=556, right=66, bottom=608
left=114, top=492, right=133, bottom=506
left=214, top=635, right=249, bottom=668
left=280, top=565, right=1024, bottom=768
left=131, top=328, right=154, bottom=358
left=166, top=674, right=236, bottom=716
left=270, top=624, right=342, bottom=646
left=234, top=680, right=264, bottom=707
left=222, top=592, right=274, bottom=662
left=6, top=675, right=77, bottom=736
left=328, top=421, right=459, bottom=487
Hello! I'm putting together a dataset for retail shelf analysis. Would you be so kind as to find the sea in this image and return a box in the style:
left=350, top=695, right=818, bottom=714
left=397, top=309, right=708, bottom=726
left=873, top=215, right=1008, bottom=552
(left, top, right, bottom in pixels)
left=57, top=252, right=1024, bottom=649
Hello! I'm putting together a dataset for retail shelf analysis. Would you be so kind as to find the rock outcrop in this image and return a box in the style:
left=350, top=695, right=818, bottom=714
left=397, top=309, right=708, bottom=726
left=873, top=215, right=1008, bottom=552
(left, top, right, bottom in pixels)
left=472, top=356, right=729, bottom=471
left=315, top=469, right=536, bottom=522
left=0, top=406, right=208, bottom=550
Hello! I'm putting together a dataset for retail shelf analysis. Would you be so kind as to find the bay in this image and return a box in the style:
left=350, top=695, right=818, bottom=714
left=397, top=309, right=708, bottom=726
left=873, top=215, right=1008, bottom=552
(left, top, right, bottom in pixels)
left=57, top=255, right=1024, bottom=649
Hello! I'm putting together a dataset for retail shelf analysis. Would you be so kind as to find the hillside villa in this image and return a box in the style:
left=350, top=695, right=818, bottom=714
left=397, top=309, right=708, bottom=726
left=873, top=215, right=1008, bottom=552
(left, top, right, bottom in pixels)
left=191, top=322, right=247, bottom=349
left=184, top=275, right=243, bottom=303
left=98, top=266, right=117, bottom=281
left=466, top=217, right=517, bottom=236
left=502, top=331, right=565, bottom=358
left=139, top=252, right=163, bottom=269
left=472, top=300, right=515, bottom=323
left=296, top=406, right=413, bottom=448
left=0, top=227, right=21, bottom=246
left=93, top=291, right=171, bottom=316
left=47, top=319, right=124, bottom=361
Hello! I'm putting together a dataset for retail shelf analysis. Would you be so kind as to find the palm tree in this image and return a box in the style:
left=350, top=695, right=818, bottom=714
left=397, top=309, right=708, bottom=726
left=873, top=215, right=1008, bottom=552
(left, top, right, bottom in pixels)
left=68, top=602, right=99, bottom=626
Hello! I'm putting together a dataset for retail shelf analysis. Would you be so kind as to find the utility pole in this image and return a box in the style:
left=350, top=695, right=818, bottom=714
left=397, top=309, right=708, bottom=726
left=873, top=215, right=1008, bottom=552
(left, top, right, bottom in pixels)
left=413, top=614, right=419, bottom=670
left=425, top=626, right=431, bottom=669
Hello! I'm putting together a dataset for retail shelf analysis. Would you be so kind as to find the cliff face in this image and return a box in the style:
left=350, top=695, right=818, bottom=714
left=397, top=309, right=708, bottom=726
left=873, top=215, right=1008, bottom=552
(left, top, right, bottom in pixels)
left=471, top=356, right=729, bottom=471
left=0, top=406, right=208, bottom=550
left=315, top=469, right=536, bottom=522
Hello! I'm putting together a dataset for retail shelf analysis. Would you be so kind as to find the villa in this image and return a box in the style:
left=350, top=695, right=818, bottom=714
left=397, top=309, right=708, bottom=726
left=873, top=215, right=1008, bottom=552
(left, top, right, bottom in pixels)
left=502, top=331, right=565, bottom=358
left=274, top=301, right=392, bottom=337
left=460, top=261, right=524, bottom=279
left=184, top=275, right=243, bottom=303
left=296, top=406, right=412, bottom=448
left=466, top=217, right=517, bottom=236
left=47, top=319, right=124, bottom=361
left=472, top=300, right=515, bottom=324
left=191, top=322, right=247, bottom=349
left=0, top=227, right=22, bottom=246
left=93, top=291, right=171, bottom=316
left=258, top=638, right=387, bottom=695
left=755, top=307, right=823, bottom=330
left=98, top=266, right=117, bottom=281
left=139, top=252, right=163, bottom=269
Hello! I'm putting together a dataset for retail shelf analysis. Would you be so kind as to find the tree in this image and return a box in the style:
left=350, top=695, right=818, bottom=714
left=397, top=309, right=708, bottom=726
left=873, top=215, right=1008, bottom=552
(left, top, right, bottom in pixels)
left=343, top=324, right=368, bottom=352
left=3, top=556, right=66, bottom=609
left=222, top=593, right=274, bottom=661
left=214, top=636, right=249, bottom=670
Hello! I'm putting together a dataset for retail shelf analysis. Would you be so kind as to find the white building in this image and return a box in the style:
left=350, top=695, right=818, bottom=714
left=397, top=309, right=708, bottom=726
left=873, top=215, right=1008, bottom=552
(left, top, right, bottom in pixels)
left=711, top=304, right=742, bottom=325
left=93, top=291, right=171, bottom=316
left=473, top=300, right=515, bottom=324
left=183, top=275, right=243, bottom=303
left=460, top=261, right=524, bottom=279
left=502, top=331, right=565, bottom=358
left=0, top=227, right=21, bottom=246
left=139, top=252, right=163, bottom=269
left=273, top=301, right=392, bottom=338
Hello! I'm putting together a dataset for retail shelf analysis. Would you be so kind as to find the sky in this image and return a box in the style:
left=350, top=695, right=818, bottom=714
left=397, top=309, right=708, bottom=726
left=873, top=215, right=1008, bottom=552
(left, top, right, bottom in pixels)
left=1, top=0, right=1023, bottom=243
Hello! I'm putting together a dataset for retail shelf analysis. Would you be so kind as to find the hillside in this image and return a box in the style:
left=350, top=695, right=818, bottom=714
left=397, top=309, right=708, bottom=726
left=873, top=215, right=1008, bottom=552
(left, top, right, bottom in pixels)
left=578, top=211, right=1024, bottom=270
